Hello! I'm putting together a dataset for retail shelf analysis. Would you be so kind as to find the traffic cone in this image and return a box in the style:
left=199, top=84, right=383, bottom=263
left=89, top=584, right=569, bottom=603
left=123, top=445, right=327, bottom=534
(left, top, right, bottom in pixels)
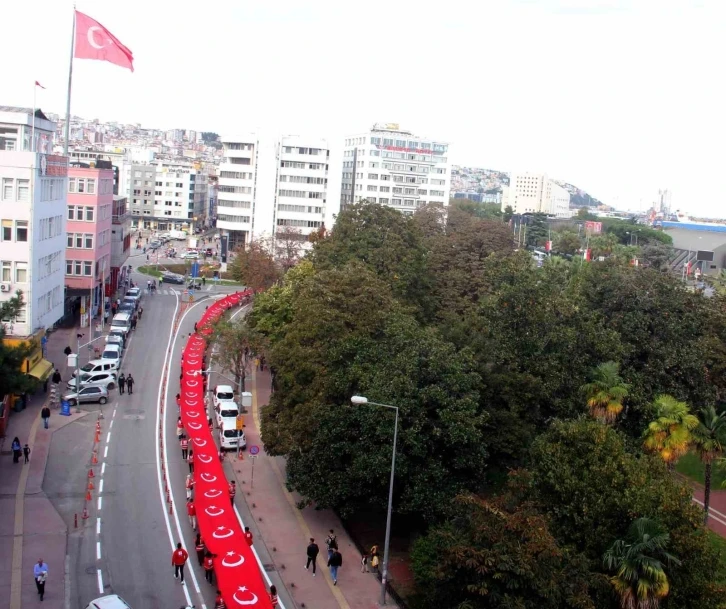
left=91, top=452, right=98, bottom=465
left=96, top=421, right=101, bottom=433
left=88, top=480, right=94, bottom=490
left=81, top=507, right=89, bottom=520
left=94, top=431, right=100, bottom=443
left=86, top=490, right=92, bottom=501
left=88, top=468, right=95, bottom=478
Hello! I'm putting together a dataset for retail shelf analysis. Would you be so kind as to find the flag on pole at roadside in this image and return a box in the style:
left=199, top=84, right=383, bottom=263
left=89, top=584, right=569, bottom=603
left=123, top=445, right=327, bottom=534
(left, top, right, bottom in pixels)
left=545, top=240, right=553, bottom=252
left=35, top=81, right=46, bottom=89
left=74, top=10, right=134, bottom=72
left=583, top=248, right=592, bottom=261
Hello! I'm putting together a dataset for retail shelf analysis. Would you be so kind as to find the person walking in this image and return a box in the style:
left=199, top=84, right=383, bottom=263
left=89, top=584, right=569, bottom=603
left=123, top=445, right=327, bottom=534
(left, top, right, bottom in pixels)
left=305, top=538, right=319, bottom=575
left=187, top=497, right=197, bottom=530
left=180, top=435, right=189, bottom=460
left=195, top=533, right=206, bottom=567
left=229, top=480, right=236, bottom=506
left=41, top=405, right=51, bottom=429
left=176, top=393, right=181, bottom=410
left=11, top=437, right=22, bottom=463
left=130, top=316, right=137, bottom=331
left=137, top=306, right=143, bottom=320
left=325, top=529, right=338, bottom=559
left=203, top=551, right=215, bottom=585
left=126, top=374, right=134, bottom=395
left=118, top=373, right=126, bottom=395
left=361, top=551, right=369, bottom=573
left=269, top=585, right=278, bottom=608
left=176, top=417, right=184, bottom=439
left=33, top=558, right=48, bottom=601
left=327, top=548, right=343, bottom=585
left=171, top=542, right=188, bottom=585
left=214, top=590, right=226, bottom=609
left=186, top=473, right=195, bottom=500
left=23, top=443, right=30, bottom=464
left=370, top=544, right=380, bottom=573
left=188, top=450, right=194, bottom=474
left=52, top=368, right=61, bottom=385
left=244, top=526, right=253, bottom=546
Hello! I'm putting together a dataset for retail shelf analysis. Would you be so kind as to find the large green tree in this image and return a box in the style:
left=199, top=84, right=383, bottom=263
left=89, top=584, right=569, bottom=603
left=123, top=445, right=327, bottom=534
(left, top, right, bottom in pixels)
left=260, top=263, right=487, bottom=521
left=0, top=292, right=36, bottom=399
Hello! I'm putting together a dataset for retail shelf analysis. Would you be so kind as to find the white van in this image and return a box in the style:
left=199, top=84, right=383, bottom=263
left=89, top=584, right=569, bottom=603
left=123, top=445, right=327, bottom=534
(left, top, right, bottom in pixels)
left=101, top=344, right=122, bottom=365
left=215, top=401, right=239, bottom=427
left=218, top=417, right=246, bottom=451
left=111, top=313, right=132, bottom=336
left=73, top=359, right=118, bottom=377
left=213, top=384, right=235, bottom=408
left=84, top=594, right=132, bottom=609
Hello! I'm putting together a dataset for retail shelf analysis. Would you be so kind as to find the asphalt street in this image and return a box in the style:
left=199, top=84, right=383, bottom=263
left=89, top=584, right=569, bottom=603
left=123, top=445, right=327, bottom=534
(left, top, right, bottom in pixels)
left=46, top=274, right=229, bottom=609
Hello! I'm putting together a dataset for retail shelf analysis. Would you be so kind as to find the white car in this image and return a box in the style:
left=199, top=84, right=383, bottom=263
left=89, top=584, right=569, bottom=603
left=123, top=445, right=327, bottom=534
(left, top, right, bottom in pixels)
left=74, top=359, right=118, bottom=377
left=213, top=384, right=235, bottom=408
left=67, top=371, right=117, bottom=391
left=218, top=417, right=246, bottom=451
left=181, top=251, right=199, bottom=259
left=215, top=401, right=239, bottom=427
left=100, top=344, right=122, bottom=365
left=84, top=594, right=132, bottom=609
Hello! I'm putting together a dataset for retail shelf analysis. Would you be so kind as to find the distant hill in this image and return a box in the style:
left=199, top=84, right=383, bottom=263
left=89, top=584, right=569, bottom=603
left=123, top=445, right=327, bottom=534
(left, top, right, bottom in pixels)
left=451, top=165, right=601, bottom=208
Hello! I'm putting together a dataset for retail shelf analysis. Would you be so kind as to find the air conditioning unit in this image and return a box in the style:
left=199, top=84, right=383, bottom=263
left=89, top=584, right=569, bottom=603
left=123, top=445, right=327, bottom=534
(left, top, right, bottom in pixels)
left=0, top=283, right=11, bottom=292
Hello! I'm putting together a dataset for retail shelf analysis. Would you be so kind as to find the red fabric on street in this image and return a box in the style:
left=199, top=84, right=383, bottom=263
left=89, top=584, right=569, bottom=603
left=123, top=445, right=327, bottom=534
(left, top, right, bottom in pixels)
left=179, top=291, right=270, bottom=608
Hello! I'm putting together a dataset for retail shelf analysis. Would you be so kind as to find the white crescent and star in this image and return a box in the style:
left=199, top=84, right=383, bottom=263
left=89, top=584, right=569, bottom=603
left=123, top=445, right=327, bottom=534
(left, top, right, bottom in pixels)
left=194, top=438, right=207, bottom=447
left=87, top=26, right=110, bottom=50
left=186, top=411, right=200, bottom=418
left=213, top=526, right=234, bottom=539
left=186, top=379, right=199, bottom=387
left=233, top=587, right=259, bottom=606
left=187, top=422, right=202, bottom=430
left=205, top=506, right=225, bottom=517
left=201, top=473, right=217, bottom=483
left=221, top=551, right=245, bottom=568
left=197, top=454, right=213, bottom=463
left=204, top=489, right=223, bottom=498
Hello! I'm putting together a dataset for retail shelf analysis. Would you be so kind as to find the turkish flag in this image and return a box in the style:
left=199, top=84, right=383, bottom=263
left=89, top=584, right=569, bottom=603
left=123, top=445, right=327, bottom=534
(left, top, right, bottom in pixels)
left=74, top=11, right=134, bottom=72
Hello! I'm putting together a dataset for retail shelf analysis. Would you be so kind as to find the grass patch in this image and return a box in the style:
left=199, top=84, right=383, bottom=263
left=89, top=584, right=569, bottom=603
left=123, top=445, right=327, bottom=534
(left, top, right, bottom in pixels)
left=708, top=531, right=726, bottom=584
left=137, top=265, right=243, bottom=286
left=676, top=451, right=726, bottom=487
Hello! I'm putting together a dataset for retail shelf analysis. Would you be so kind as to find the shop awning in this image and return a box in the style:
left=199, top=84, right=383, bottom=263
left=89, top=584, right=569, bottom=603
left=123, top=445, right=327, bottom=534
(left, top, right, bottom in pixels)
left=28, top=359, right=53, bottom=381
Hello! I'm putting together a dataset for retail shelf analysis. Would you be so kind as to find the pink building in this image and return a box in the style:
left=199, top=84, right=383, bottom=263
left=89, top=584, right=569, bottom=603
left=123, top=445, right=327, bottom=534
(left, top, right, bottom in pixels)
left=65, top=164, right=114, bottom=325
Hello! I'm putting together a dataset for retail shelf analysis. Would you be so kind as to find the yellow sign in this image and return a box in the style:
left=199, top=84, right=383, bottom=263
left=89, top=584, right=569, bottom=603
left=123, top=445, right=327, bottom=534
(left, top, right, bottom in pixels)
left=236, top=415, right=244, bottom=430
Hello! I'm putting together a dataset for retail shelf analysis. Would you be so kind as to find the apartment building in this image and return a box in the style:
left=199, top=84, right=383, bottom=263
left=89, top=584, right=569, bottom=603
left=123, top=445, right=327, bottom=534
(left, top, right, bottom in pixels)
left=65, top=164, right=113, bottom=326
left=502, top=172, right=571, bottom=218
left=154, top=160, right=209, bottom=229
left=110, top=195, right=131, bottom=291
left=340, top=123, right=451, bottom=215
left=271, top=136, right=331, bottom=246
left=125, top=163, right=156, bottom=228
left=217, top=135, right=259, bottom=249
left=0, top=107, right=67, bottom=346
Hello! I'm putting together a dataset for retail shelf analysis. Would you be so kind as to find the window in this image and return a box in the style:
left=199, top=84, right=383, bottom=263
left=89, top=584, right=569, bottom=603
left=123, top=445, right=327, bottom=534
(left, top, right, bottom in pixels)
left=1, top=261, right=10, bottom=282
left=66, top=260, right=73, bottom=275
left=367, top=185, right=377, bottom=192
left=74, top=261, right=82, bottom=275
left=83, top=261, right=93, bottom=276
left=17, top=180, right=29, bottom=202
left=67, top=205, right=74, bottom=220
left=1, top=220, right=11, bottom=241
left=15, top=262, right=27, bottom=283
left=15, top=221, right=28, bottom=241
left=68, top=178, right=76, bottom=193
left=67, top=233, right=74, bottom=247
left=75, top=234, right=83, bottom=248
left=85, top=207, right=94, bottom=221
left=2, top=178, right=12, bottom=200
left=84, top=234, right=93, bottom=249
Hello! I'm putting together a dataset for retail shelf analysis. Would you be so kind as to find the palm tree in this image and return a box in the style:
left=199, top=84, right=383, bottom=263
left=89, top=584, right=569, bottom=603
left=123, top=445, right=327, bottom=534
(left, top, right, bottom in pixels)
left=643, top=395, right=699, bottom=468
left=693, top=405, right=726, bottom=524
left=603, top=517, right=680, bottom=609
left=581, top=361, right=630, bottom=423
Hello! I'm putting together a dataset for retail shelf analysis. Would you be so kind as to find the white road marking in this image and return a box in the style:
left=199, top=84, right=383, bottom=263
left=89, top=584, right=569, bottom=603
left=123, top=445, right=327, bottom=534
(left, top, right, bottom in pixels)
left=96, top=542, right=101, bottom=560
left=106, top=432, right=111, bottom=444
left=692, top=497, right=726, bottom=527
left=103, top=446, right=108, bottom=458
left=99, top=479, right=104, bottom=493
left=101, top=462, right=106, bottom=475
left=97, top=496, right=102, bottom=510
left=96, top=569, right=104, bottom=594
left=109, top=420, right=113, bottom=429
left=96, top=518, right=101, bottom=535
left=112, top=409, right=117, bottom=418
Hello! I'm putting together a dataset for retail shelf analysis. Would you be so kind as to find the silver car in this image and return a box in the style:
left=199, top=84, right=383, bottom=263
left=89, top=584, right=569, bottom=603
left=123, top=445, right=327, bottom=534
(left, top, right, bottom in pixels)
left=67, top=371, right=117, bottom=391
left=63, top=385, right=109, bottom=406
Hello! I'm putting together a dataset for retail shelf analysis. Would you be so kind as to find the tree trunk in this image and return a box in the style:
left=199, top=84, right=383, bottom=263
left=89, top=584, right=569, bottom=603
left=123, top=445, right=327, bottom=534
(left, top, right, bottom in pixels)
left=704, top=462, right=712, bottom=526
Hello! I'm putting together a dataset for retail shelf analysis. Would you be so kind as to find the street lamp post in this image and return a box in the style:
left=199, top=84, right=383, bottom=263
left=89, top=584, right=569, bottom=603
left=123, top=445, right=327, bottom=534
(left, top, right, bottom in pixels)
left=351, top=395, right=398, bottom=606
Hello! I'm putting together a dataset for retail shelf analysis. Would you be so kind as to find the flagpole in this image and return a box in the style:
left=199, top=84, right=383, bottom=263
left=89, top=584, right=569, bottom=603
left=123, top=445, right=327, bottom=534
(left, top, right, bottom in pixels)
left=63, top=8, right=76, bottom=158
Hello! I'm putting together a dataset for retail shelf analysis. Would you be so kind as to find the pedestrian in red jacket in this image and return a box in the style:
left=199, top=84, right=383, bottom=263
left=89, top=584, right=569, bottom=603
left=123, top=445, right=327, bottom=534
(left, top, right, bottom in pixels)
left=203, top=551, right=215, bottom=585
left=244, top=526, right=253, bottom=546
left=171, top=542, right=188, bottom=585
left=187, top=498, right=197, bottom=530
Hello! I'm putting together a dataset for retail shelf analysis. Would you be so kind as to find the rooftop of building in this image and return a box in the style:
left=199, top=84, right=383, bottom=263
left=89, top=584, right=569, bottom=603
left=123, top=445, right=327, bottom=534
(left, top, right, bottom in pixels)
left=0, top=106, right=50, bottom=121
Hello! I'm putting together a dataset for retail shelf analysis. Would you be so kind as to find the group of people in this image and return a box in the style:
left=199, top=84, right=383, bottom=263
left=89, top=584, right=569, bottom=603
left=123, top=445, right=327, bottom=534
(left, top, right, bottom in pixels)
left=117, top=373, right=135, bottom=395
left=10, top=437, right=30, bottom=464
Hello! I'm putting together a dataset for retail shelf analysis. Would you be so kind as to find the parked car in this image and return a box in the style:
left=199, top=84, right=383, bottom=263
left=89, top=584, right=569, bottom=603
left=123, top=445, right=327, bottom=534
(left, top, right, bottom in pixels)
left=218, top=419, right=246, bottom=451
left=182, top=251, right=199, bottom=260
left=215, top=401, right=240, bottom=427
left=161, top=271, right=184, bottom=284
left=63, top=386, right=109, bottom=406
left=110, top=313, right=132, bottom=336
left=73, top=359, right=118, bottom=377
left=100, top=344, right=123, bottom=365
left=105, top=334, right=125, bottom=352
left=67, top=371, right=117, bottom=391
left=213, top=384, right=235, bottom=408
left=84, top=594, right=132, bottom=609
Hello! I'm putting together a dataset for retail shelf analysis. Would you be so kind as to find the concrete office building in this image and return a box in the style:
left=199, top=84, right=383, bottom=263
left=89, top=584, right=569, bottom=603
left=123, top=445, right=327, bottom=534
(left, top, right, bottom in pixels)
left=217, top=135, right=259, bottom=249
left=340, top=123, right=451, bottom=215
left=153, top=160, right=209, bottom=229
left=0, top=107, right=67, bottom=345
left=502, top=172, right=571, bottom=218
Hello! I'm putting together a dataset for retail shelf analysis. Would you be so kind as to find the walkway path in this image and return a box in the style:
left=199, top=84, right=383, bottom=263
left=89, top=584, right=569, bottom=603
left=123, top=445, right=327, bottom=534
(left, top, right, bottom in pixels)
left=222, top=364, right=397, bottom=609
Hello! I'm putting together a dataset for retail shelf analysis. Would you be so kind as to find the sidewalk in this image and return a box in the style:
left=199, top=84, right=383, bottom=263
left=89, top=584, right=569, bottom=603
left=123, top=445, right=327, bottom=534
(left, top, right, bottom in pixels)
left=226, top=365, right=398, bottom=609
left=0, top=326, right=89, bottom=609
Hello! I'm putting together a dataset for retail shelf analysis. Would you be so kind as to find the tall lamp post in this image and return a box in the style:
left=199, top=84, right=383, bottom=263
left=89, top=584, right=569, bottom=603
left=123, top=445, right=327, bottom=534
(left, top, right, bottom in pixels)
left=351, top=395, right=398, bottom=605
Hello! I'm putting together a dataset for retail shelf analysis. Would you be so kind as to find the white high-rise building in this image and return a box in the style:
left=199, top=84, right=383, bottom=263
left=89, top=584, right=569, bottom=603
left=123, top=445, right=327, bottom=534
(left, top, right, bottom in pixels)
left=154, top=160, right=209, bottom=228
left=502, top=172, right=571, bottom=218
left=340, top=123, right=451, bottom=215
left=217, top=135, right=259, bottom=249
left=0, top=107, right=67, bottom=338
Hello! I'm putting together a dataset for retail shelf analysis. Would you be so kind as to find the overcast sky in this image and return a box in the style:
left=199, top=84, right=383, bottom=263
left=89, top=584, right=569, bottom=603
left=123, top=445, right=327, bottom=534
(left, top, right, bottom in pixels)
left=3, top=0, right=725, bottom=217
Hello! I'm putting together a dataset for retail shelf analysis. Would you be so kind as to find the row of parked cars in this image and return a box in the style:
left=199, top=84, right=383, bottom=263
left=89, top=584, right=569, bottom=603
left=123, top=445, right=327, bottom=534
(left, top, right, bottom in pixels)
left=211, top=384, right=247, bottom=451
left=61, top=288, right=142, bottom=406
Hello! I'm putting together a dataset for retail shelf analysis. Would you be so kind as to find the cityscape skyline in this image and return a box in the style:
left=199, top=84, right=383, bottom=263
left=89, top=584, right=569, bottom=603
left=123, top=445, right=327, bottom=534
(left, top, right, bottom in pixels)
left=3, top=0, right=725, bottom=217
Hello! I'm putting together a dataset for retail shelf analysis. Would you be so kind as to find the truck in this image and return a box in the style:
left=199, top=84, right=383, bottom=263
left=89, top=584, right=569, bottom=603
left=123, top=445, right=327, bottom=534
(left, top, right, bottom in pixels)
left=188, top=237, right=198, bottom=249
left=169, top=229, right=187, bottom=240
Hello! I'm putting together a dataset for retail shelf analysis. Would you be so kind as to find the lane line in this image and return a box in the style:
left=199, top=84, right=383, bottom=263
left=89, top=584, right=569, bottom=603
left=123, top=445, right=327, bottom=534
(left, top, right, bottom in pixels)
left=96, top=518, right=101, bottom=535
left=692, top=498, right=726, bottom=527
left=96, top=542, right=101, bottom=560
left=106, top=432, right=111, bottom=444
left=96, top=569, right=104, bottom=594
left=99, top=479, right=104, bottom=494
left=104, top=446, right=108, bottom=458
left=109, top=420, right=113, bottom=429
left=97, top=496, right=102, bottom=510
left=101, top=462, right=106, bottom=475
left=154, top=292, right=196, bottom=607
left=113, top=409, right=117, bottom=418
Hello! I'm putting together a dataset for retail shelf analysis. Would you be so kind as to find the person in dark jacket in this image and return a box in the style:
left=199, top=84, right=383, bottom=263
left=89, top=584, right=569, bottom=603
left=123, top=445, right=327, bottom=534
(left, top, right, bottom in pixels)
left=305, top=538, right=319, bottom=575
left=327, top=549, right=342, bottom=585
left=118, top=373, right=126, bottom=394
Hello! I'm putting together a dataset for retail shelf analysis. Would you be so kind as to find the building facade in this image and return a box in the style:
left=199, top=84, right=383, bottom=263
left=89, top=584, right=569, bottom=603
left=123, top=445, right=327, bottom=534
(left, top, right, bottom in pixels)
left=217, top=135, right=258, bottom=249
left=125, top=163, right=156, bottom=228
left=65, top=165, right=113, bottom=326
left=340, top=123, right=451, bottom=215
left=153, top=161, right=208, bottom=229
left=502, top=172, right=571, bottom=218
left=110, top=195, right=131, bottom=291
left=0, top=107, right=67, bottom=341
